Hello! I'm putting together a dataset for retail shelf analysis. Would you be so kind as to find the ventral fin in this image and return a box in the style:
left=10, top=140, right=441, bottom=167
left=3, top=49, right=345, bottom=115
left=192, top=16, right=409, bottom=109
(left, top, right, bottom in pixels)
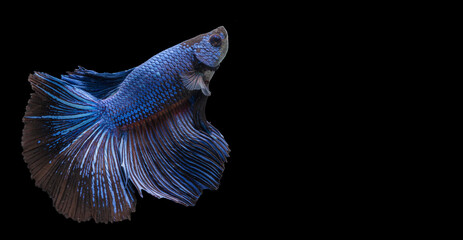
left=181, top=70, right=211, bottom=96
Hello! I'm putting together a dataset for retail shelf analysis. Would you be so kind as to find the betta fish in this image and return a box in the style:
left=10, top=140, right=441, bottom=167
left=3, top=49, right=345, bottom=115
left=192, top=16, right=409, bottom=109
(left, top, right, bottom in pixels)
left=22, top=26, right=230, bottom=223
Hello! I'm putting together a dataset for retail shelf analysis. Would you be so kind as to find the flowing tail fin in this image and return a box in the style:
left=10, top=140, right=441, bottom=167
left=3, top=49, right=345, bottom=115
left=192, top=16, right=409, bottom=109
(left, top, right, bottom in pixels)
left=22, top=72, right=136, bottom=223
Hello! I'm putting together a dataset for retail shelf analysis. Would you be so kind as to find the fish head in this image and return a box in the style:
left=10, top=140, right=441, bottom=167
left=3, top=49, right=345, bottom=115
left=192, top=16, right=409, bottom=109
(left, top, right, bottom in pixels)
left=183, top=26, right=229, bottom=68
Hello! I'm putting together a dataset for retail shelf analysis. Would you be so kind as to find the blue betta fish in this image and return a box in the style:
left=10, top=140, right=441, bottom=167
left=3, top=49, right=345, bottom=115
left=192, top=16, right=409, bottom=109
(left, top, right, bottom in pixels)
left=22, top=26, right=230, bottom=223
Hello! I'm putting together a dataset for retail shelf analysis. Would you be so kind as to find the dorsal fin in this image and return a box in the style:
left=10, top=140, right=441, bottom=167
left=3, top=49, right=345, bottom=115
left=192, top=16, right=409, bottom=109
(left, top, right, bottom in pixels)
left=61, top=66, right=134, bottom=99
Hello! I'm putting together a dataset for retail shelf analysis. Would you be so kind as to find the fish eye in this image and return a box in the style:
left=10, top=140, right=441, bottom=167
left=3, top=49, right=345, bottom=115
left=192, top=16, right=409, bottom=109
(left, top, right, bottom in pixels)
left=209, top=34, right=222, bottom=47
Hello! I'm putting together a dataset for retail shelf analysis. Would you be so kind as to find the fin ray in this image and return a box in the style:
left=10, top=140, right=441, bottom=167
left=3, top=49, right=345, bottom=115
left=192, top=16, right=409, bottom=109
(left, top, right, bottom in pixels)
left=22, top=72, right=136, bottom=223
left=120, top=99, right=229, bottom=206
left=181, top=70, right=211, bottom=96
left=61, top=66, right=134, bottom=99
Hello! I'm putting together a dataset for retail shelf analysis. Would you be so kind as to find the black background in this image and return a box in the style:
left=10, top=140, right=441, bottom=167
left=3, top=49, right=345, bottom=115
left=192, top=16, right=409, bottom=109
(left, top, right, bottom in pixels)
left=4, top=3, right=451, bottom=236
left=3, top=3, right=412, bottom=237
left=4, top=4, right=292, bottom=233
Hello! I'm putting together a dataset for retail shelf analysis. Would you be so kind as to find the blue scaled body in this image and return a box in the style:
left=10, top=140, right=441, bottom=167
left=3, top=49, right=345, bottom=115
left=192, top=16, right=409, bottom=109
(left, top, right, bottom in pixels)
left=22, top=27, right=229, bottom=223
left=101, top=44, right=195, bottom=127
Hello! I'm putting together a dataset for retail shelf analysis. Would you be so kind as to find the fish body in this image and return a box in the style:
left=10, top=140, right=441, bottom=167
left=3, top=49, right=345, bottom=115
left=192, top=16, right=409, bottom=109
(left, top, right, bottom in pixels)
left=22, top=27, right=229, bottom=223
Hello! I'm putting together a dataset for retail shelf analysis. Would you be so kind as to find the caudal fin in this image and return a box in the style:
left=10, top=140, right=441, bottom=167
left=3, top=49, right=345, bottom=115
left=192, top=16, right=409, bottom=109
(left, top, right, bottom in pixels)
left=22, top=72, right=136, bottom=223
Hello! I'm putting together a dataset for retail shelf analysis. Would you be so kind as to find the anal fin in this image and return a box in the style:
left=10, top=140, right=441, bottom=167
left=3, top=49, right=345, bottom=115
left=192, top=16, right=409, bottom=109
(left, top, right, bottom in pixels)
left=119, top=100, right=229, bottom=206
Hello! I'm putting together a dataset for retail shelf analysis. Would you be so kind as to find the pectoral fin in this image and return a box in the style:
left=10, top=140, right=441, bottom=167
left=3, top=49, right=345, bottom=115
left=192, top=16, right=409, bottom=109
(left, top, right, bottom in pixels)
left=181, top=71, right=211, bottom=96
